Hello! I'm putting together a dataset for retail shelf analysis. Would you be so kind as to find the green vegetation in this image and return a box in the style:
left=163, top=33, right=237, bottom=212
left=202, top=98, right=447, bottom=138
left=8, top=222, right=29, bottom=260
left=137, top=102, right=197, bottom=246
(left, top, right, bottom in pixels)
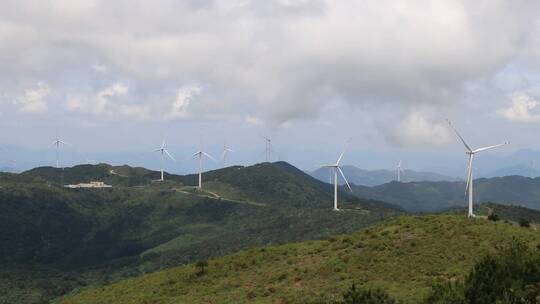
left=426, top=238, right=540, bottom=303
left=0, top=162, right=398, bottom=303
left=62, top=215, right=540, bottom=304
left=449, top=203, right=540, bottom=225
left=519, top=218, right=531, bottom=228
left=351, top=176, right=540, bottom=212
left=339, top=284, right=396, bottom=304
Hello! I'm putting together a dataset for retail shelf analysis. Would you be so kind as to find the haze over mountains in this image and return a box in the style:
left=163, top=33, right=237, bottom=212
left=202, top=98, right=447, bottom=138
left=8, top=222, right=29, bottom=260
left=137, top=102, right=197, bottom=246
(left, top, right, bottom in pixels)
left=351, top=176, right=540, bottom=213
left=310, top=165, right=459, bottom=186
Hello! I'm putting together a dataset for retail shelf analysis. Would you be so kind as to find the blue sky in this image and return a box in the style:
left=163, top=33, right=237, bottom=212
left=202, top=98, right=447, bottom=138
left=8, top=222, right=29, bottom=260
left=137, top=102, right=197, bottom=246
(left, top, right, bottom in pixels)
left=1, top=1, right=540, bottom=175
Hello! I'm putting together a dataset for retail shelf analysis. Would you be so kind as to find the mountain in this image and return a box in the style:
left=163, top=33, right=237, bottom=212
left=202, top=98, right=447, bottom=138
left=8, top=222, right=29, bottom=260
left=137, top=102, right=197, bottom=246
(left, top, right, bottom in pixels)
left=484, top=163, right=540, bottom=178
left=310, top=165, right=458, bottom=187
left=0, top=162, right=399, bottom=303
left=351, top=175, right=540, bottom=212
left=60, top=214, right=540, bottom=304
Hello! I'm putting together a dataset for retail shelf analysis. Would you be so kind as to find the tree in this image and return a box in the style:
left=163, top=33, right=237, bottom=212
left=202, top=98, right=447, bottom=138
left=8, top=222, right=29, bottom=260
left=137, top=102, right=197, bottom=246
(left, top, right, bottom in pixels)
left=519, top=218, right=530, bottom=228
left=425, top=238, right=540, bottom=303
left=196, top=260, right=208, bottom=275
left=487, top=213, right=499, bottom=222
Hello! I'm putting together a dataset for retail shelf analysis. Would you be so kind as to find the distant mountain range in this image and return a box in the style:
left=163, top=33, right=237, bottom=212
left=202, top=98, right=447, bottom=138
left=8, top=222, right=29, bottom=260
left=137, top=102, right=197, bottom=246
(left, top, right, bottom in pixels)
left=351, top=175, right=540, bottom=212
left=310, top=165, right=459, bottom=186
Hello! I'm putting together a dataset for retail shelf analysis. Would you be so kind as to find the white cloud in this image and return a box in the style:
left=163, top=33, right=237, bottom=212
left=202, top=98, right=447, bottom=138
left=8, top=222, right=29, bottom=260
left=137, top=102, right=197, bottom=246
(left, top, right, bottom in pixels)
left=16, top=82, right=50, bottom=113
left=245, top=115, right=264, bottom=125
left=66, top=83, right=151, bottom=120
left=165, top=85, right=202, bottom=120
left=1, top=1, right=539, bottom=126
left=91, top=64, right=108, bottom=73
left=497, top=93, right=540, bottom=123
left=394, top=112, right=451, bottom=146
left=96, top=83, right=128, bottom=113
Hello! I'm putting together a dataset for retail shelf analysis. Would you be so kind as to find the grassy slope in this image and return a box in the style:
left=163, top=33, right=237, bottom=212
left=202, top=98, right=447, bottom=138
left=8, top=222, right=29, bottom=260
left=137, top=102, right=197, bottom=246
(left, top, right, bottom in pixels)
left=62, top=215, right=540, bottom=304
left=1, top=162, right=399, bottom=303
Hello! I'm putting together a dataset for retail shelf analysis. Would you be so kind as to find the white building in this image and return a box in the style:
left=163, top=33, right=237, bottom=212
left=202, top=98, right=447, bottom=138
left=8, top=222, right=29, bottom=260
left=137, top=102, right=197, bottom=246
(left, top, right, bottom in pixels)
left=65, top=181, right=112, bottom=189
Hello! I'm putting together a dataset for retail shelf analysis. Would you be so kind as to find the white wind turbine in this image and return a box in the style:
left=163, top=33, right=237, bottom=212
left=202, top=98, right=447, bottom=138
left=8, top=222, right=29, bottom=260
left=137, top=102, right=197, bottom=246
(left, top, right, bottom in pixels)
left=153, top=139, right=176, bottom=181
left=221, top=143, right=234, bottom=166
left=321, top=141, right=353, bottom=211
left=447, top=120, right=508, bottom=218
left=51, top=138, right=70, bottom=168
left=262, top=136, right=272, bottom=162
left=396, top=160, right=404, bottom=182
left=193, top=149, right=216, bottom=189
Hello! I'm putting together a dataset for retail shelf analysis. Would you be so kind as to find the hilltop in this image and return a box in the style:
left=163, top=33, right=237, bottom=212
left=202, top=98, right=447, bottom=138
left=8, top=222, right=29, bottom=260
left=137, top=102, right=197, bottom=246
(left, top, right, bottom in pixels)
left=0, top=162, right=399, bottom=303
left=351, top=175, right=540, bottom=212
left=61, top=214, right=540, bottom=304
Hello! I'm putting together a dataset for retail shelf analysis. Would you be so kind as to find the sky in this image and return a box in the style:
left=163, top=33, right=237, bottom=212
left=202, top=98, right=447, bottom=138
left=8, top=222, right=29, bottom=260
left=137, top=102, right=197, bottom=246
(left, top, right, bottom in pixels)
left=1, top=0, right=540, bottom=175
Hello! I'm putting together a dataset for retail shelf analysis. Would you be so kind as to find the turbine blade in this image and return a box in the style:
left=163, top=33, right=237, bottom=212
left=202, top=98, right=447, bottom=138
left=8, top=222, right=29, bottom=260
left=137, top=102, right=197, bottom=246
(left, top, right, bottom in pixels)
left=202, top=152, right=217, bottom=162
left=152, top=148, right=162, bottom=152
left=473, top=142, right=509, bottom=153
left=337, top=166, right=352, bottom=192
left=465, top=154, right=473, bottom=193
left=446, top=119, right=472, bottom=152
left=192, top=151, right=201, bottom=157
left=336, top=138, right=352, bottom=165
left=164, top=149, right=176, bottom=162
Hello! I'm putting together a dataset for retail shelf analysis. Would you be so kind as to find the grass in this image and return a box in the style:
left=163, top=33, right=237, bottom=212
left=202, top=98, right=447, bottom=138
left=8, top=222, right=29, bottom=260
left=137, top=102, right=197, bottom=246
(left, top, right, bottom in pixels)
left=62, top=214, right=540, bottom=304
left=1, top=162, right=399, bottom=303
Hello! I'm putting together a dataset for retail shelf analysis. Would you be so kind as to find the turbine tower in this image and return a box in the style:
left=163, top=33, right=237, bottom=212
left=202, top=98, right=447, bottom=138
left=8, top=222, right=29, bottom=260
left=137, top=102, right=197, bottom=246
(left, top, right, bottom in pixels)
left=153, top=139, right=176, bottom=181
left=321, top=141, right=353, bottom=211
left=447, top=120, right=508, bottom=218
left=51, top=138, right=69, bottom=168
left=221, top=143, right=234, bottom=166
left=263, top=136, right=272, bottom=162
left=193, top=150, right=216, bottom=189
left=396, top=160, right=404, bottom=182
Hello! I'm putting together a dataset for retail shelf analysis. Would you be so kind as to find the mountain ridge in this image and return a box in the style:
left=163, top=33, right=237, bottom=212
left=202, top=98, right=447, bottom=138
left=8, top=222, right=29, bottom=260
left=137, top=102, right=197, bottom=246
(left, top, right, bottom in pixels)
left=310, top=165, right=459, bottom=187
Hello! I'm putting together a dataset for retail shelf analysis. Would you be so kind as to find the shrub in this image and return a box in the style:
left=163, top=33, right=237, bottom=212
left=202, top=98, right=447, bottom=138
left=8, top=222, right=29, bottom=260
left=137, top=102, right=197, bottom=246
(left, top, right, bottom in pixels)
left=340, top=284, right=396, bottom=304
left=519, top=218, right=531, bottom=228
left=487, top=213, right=499, bottom=222
left=424, top=238, right=540, bottom=303
left=424, top=282, right=465, bottom=304
left=195, top=260, right=208, bottom=275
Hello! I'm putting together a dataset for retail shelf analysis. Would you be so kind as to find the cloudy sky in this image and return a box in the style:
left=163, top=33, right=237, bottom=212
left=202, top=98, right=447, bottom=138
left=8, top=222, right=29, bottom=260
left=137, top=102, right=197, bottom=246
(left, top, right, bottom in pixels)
left=1, top=0, right=540, bottom=174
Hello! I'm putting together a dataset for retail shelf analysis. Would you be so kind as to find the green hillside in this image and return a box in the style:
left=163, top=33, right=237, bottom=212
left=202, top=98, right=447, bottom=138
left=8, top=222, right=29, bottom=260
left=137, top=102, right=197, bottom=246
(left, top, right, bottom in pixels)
left=352, top=176, right=540, bottom=212
left=61, top=215, right=540, bottom=304
left=0, top=162, right=398, bottom=303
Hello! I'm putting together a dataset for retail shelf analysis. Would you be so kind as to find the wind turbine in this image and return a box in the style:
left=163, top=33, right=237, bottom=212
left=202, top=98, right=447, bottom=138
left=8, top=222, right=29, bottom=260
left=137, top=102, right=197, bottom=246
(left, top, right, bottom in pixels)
left=193, top=149, right=216, bottom=189
left=153, top=139, right=176, bottom=181
left=221, top=143, right=234, bottom=166
left=262, top=136, right=272, bottom=162
left=447, top=120, right=508, bottom=218
left=321, top=141, right=353, bottom=211
left=396, top=160, right=404, bottom=182
left=51, top=138, right=70, bottom=168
